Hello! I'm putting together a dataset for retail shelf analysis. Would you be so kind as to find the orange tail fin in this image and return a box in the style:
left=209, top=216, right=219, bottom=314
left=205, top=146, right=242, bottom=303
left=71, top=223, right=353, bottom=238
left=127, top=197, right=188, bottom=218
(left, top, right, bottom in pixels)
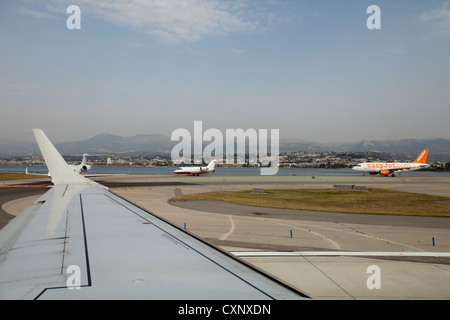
left=413, top=149, right=429, bottom=164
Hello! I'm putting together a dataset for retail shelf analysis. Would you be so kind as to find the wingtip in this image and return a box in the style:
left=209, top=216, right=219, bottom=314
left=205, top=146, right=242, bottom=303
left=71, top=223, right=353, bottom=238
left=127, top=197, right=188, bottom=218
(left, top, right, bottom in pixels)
left=32, top=128, right=89, bottom=185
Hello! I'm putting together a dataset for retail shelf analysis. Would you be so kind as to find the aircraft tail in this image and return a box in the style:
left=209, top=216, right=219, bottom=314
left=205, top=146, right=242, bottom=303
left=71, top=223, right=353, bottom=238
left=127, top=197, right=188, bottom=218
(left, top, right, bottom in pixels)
left=413, top=149, right=429, bottom=164
left=207, top=160, right=217, bottom=170
left=81, top=153, right=88, bottom=166
left=32, top=129, right=91, bottom=185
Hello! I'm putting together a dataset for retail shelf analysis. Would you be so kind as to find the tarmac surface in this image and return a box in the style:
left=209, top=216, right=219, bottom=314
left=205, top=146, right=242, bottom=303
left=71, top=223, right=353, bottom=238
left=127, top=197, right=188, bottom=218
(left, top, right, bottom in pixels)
left=2, top=174, right=450, bottom=299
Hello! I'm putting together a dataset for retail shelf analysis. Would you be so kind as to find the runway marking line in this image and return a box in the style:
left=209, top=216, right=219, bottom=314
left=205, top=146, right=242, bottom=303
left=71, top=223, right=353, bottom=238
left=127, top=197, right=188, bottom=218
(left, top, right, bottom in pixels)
left=219, top=215, right=235, bottom=241
left=177, top=187, right=211, bottom=192
left=112, top=189, right=165, bottom=196
left=257, top=218, right=343, bottom=250
left=382, top=184, right=405, bottom=188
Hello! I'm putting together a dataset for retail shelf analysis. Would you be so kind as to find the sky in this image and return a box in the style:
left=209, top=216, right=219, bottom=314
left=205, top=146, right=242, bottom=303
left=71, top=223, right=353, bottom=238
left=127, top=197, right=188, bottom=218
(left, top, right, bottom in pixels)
left=1, top=0, right=450, bottom=144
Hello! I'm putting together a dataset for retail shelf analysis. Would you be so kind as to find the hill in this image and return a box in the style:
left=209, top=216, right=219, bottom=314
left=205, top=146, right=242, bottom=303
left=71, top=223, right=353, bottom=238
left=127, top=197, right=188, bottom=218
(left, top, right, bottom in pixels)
left=1, top=134, right=449, bottom=161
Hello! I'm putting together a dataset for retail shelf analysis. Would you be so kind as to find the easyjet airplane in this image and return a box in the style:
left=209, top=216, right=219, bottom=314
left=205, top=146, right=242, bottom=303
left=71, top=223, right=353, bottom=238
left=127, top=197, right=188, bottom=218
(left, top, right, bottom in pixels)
left=352, top=149, right=430, bottom=177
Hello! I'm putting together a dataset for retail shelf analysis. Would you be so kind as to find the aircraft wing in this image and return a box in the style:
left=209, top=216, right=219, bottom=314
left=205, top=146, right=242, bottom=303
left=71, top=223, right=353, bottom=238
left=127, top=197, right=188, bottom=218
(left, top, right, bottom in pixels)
left=0, top=129, right=306, bottom=300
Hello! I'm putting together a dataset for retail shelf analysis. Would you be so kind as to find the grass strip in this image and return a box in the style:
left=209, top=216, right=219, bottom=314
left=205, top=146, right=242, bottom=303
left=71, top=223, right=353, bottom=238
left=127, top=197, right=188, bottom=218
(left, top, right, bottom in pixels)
left=0, top=172, right=43, bottom=181
left=171, top=188, right=450, bottom=217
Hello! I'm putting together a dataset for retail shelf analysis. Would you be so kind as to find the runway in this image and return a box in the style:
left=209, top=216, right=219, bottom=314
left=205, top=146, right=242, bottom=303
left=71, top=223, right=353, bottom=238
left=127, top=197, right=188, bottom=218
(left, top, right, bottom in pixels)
left=0, top=180, right=50, bottom=228
left=1, top=174, right=450, bottom=299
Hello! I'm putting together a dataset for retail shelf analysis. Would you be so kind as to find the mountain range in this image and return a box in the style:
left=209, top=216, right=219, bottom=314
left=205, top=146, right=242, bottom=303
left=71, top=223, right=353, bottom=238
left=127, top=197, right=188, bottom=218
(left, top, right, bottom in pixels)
left=1, top=133, right=450, bottom=160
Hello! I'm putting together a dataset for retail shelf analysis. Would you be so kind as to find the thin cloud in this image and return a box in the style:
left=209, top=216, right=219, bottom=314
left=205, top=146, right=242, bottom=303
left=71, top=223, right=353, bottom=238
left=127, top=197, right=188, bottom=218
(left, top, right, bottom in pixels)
left=26, top=0, right=270, bottom=42
left=420, top=0, right=450, bottom=37
left=17, top=7, right=56, bottom=20
left=228, top=48, right=247, bottom=55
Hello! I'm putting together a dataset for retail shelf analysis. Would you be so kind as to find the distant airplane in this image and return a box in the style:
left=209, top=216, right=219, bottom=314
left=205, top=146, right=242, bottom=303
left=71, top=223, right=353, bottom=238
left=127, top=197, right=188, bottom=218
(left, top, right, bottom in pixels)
left=70, top=153, right=92, bottom=174
left=174, top=160, right=217, bottom=176
left=26, top=153, right=92, bottom=178
left=352, top=149, right=430, bottom=177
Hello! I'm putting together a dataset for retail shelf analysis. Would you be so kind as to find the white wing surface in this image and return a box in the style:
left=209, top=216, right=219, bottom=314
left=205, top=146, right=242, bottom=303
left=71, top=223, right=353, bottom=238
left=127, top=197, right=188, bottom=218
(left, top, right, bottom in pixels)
left=0, top=129, right=306, bottom=300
